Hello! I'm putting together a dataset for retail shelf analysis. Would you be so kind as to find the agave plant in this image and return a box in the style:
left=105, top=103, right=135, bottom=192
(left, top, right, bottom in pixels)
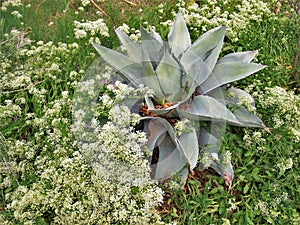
left=93, top=13, right=265, bottom=185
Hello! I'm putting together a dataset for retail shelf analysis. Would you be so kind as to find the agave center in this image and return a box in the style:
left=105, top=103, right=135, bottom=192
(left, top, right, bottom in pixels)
left=139, top=102, right=179, bottom=127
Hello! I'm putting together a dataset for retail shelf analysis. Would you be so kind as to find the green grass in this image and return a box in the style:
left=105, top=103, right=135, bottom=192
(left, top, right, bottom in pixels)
left=159, top=125, right=299, bottom=224
left=236, top=13, right=300, bottom=90
left=0, top=0, right=299, bottom=224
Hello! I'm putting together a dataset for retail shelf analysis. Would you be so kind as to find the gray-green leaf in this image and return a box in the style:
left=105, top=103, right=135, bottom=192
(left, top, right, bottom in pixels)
left=199, top=62, right=265, bottom=94
left=180, top=26, right=226, bottom=89
left=93, top=43, right=142, bottom=88
left=176, top=127, right=199, bottom=170
left=177, top=95, right=241, bottom=124
left=155, top=134, right=187, bottom=181
left=218, top=50, right=258, bottom=64
left=168, top=12, right=191, bottom=57
left=180, top=26, right=226, bottom=73
left=231, top=108, right=266, bottom=128
left=115, top=28, right=141, bottom=61
left=156, top=47, right=184, bottom=102
left=141, top=27, right=163, bottom=66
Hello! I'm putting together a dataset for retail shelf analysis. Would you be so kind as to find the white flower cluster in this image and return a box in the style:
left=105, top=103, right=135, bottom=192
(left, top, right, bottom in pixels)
left=74, top=19, right=109, bottom=43
left=0, top=100, right=22, bottom=129
left=11, top=10, right=22, bottom=18
left=117, top=23, right=141, bottom=43
left=1, top=39, right=81, bottom=109
left=226, top=199, right=237, bottom=212
left=174, top=119, right=193, bottom=136
left=222, top=150, right=232, bottom=165
left=1, top=0, right=22, bottom=11
left=254, top=194, right=291, bottom=224
left=81, top=0, right=91, bottom=6
left=108, top=105, right=141, bottom=127
left=277, top=158, right=293, bottom=172
left=80, top=0, right=105, bottom=7
left=160, top=0, right=272, bottom=42
left=1, top=91, right=163, bottom=225
left=243, top=130, right=266, bottom=147
left=107, top=81, right=154, bottom=103
left=118, top=23, right=131, bottom=34
left=237, top=94, right=256, bottom=113
left=71, top=71, right=166, bottom=223
left=256, top=86, right=300, bottom=140
left=242, top=85, right=299, bottom=157
left=253, top=180, right=299, bottom=224
left=200, top=152, right=218, bottom=169
left=200, top=149, right=231, bottom=170
left=130, top=29, right=141, bottom=43
left=1, top=25, right=164, bottom=223
left=72, top=103, right=164, bottom=224
left=221, top=218, right=231, bottom=225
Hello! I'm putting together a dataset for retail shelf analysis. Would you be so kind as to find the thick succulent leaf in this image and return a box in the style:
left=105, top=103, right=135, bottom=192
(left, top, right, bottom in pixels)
left=218, top=50, right=258, bottom=64
left=213, top=160, right=234, bottom=186
left=229, top=87, right=255, bottom=106
left=199, top=129, right=219, bottom=151
left=145, top=120, right=198, bottom=180
left=150, top=27, right=163, bottom=45
left=148, top=107, right=180, bottom=117
left=195, top=30, right=225, bottom=86
left=93, top=43, right=166, bottom=100
left=118, top=98, right=143, bottom=114
left=145, top=95, right=154, bottom=109
left=93, top=43, right=142, bottom=87
left=230, top=108, right=266, bottom=128
left=141, top=117, right=177, bottom=142
left=156, top=47, right=185, bottom=102
left=144, top=95, right=180, bottom=116
left=140, top=48, right=165, bottom=101
left=155, top=134, right=187, bottom=181
left=206, top=86, right=265, bottom=127
left=142, top=117, right=197, bottom=171
left=141, top=27, right=163, bottom=66
left=199, top=62, right=265, bottom=94
left=168, top=12, right=191, bottom=57
left=207, top=86, right=252, bottom=104
left=198, top=130, right=234, bottom=184
left=177, top=95, right=241, bottom=124
left=145, top=95, right=155, bottom=108
left=180, top=26, right=226, bottom=73
left=176, top=127, right=199, bottom=170
left=180, top=26, right=226, bottom=90
left=145, top=119, right=168, bottom=150
left=115, top=28, right=141, bottom=61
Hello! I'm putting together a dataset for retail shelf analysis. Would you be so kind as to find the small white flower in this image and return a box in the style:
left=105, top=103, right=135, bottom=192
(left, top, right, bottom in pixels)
left=74, top=29, right=87, bottom=39
left=36, top=40, right=44, bottom=46
left=211, top=153, right=219, bottom=161
left=11, top=10, right=22, bottom=18
left=61, top=91, right=68, bottom=98
left=71, top=42, right=79, bottom=48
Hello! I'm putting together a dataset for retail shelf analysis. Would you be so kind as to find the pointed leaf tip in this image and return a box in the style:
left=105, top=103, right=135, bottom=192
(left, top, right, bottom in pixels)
left=150, top=27, right=163, bottom=44
left=114, top=28, right=141, bottom=61
left=168, top=12, right=191, bottom=57
left=218, top=50, right=259, bottom=64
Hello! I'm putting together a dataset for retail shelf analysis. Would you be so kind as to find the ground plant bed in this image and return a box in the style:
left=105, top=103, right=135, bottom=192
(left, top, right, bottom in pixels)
left=0, top=0, right=299, bottom=224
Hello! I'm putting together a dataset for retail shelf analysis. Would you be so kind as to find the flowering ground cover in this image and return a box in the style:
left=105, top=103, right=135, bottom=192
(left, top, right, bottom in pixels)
left=0, top=0, right=299, bottom=224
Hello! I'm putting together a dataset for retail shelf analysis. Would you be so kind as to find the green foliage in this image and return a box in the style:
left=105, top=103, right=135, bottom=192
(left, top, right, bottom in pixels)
left=0, top=3, right=163, bottom=223
left=236, top=11, right=300, bottom=89
left=0, top=0, right=299, bottom=224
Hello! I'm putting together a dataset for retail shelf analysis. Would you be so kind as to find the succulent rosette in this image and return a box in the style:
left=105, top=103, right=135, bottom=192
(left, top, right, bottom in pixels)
left=93, top=13, right=265, bottom=185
